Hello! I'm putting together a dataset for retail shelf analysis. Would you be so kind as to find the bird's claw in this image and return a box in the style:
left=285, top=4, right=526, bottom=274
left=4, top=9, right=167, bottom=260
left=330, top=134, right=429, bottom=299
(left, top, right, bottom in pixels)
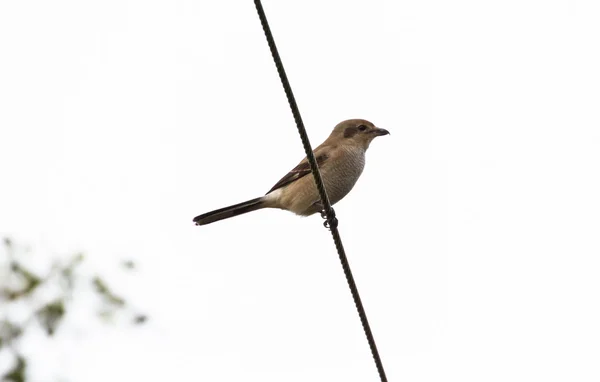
left=323, top=216, right=338, bottom=229
left=320, top=208, right=338, bottom=229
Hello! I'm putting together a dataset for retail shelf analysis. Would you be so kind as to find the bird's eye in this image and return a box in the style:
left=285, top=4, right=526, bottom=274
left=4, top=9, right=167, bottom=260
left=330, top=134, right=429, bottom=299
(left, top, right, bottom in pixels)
left=358, top=125, right=368, bottom=131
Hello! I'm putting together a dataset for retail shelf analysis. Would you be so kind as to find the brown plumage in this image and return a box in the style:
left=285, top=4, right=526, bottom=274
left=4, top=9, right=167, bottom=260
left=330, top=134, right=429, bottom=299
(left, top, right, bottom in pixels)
left=193, top=119, right=389, bottom=226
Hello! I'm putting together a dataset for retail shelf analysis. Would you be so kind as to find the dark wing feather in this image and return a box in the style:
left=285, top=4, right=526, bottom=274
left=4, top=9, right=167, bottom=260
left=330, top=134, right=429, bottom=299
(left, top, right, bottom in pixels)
left=266, top=153, right=329, bottom=194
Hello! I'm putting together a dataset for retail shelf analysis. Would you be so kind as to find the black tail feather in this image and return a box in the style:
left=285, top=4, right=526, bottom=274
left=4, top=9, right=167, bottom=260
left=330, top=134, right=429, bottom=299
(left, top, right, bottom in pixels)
left=193, top=197, right=265, bottom=226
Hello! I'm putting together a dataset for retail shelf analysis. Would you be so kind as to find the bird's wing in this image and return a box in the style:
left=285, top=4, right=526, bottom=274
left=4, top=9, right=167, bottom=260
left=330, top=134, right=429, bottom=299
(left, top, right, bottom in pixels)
left=266, top=152, right=329, bottom=194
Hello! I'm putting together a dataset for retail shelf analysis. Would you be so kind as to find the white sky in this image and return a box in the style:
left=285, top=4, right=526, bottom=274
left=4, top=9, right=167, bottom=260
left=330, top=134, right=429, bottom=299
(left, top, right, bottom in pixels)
left=1, top=0, right=599, bottom=381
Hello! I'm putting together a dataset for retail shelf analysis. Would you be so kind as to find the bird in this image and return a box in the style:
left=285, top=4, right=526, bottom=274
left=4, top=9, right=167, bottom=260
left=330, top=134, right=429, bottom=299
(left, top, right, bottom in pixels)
left=193, top=119, right=389, bottom=226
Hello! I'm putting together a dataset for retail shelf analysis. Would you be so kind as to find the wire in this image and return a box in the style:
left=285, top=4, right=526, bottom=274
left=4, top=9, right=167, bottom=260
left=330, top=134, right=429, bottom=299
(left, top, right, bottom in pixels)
left=253, top=1, right=388, bottom=381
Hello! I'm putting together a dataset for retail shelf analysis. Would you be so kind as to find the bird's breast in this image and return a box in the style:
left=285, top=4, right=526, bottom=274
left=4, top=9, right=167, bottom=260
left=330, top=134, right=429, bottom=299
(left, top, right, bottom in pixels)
left=321, top=147, right=365, bottom=205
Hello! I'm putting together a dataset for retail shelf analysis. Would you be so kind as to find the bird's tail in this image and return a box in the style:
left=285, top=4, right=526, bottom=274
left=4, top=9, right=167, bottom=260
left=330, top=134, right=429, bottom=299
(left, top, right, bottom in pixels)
left=193, top=197, right=266, bottom=226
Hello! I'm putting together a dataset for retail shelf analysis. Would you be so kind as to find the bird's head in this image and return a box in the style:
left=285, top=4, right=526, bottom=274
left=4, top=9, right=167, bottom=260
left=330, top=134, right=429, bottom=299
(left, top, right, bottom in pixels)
left=328, top=119, right=390, bottom=150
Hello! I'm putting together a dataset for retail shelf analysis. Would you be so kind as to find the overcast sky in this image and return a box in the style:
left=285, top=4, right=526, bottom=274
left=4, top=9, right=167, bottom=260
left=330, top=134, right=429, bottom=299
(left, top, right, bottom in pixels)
left=1, top=0, right=599, bottom=381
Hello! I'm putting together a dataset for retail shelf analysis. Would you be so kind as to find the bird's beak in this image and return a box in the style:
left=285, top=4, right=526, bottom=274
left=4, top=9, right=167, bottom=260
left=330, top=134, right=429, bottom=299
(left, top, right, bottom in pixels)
left=373, top=128, right=390, bottom=136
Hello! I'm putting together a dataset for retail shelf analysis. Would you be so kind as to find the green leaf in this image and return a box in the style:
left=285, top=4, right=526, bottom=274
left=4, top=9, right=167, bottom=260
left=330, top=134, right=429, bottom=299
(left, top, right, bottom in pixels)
left=2, top=355, right=26, bottom=382
left=59, top=253, right=85, bottom=292
left=92, top=277, right=125, bottom=307
left=0, top=320, right=24, bottom=347
left=121, top=260, right=136, bottom=270
left=35, top=300, right=65, bottom=336
left=133, top=314, right=148, bottom=325
left=4, top=262, right=42, bottom=300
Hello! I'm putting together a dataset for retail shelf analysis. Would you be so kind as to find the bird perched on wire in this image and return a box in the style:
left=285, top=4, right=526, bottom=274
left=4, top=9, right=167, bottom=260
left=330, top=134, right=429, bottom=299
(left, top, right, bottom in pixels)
left=193, top=119, right=389, bottom=226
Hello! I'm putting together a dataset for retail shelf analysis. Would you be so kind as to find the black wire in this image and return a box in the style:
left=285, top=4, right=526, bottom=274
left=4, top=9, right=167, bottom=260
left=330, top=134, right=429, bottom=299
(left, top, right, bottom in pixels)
left=253, top=1, right=388, bottom=381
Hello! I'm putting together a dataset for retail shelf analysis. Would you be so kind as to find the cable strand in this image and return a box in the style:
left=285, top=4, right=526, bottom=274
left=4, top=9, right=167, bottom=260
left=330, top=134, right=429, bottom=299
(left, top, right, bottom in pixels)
left=253, top=1, right=388, bottom=381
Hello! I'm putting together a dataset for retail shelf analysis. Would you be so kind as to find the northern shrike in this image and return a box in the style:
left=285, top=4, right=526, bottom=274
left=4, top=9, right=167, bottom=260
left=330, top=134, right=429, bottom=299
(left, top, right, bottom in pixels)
left=193, top=119, right=389, bottom=226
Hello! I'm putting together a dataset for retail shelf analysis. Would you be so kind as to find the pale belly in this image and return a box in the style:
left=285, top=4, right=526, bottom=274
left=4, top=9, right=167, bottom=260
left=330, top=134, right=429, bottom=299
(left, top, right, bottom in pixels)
left=276, top=147, right=366, bottom=216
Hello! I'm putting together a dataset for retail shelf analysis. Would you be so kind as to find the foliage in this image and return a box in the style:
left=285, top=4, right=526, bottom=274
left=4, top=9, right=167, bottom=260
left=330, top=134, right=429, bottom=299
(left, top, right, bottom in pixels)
left=0, top=237, right=147, bottom=382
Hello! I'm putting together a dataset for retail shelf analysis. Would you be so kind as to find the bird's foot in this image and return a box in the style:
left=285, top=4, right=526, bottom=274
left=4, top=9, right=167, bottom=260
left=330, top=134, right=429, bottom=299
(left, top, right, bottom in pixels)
left=321, top=208, right=338, bottom=229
